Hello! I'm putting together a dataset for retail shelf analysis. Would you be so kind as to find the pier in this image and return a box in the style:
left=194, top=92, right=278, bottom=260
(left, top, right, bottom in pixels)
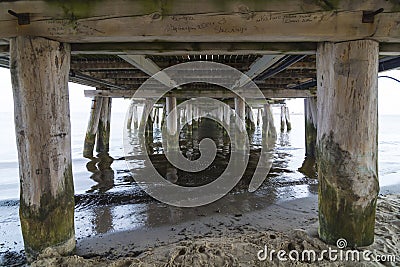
left=1, top=0, right=400, bottom=261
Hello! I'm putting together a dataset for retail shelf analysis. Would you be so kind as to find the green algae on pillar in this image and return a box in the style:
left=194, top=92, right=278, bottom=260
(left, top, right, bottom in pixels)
left=299, top=98, right=317, bottom=178
left=84, top=96, right=103, bottom=158
left=10, top=36, right=75, bottom=261
left=316, top=40, right=379, bottom=247
left=96, top=97, right=112, bottom=153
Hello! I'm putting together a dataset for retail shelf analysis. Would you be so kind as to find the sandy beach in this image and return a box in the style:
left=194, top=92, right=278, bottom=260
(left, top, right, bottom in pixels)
left=28, top=194, right=399, bottom=267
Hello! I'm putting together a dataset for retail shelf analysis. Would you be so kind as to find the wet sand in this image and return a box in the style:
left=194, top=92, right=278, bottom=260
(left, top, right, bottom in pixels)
left=30, top=194, right=399, bottom=267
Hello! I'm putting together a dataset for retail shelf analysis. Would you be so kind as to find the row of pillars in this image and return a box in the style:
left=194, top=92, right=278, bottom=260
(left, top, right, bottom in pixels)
left=125, top=96, right=271, bottom=153
left=9, top=36, right=379, bottom=261
left=83, top=96, right=112, bottom=159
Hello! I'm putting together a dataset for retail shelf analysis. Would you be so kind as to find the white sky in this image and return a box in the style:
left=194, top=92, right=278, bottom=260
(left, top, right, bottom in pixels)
left=1, top=68, right=400, bottom=115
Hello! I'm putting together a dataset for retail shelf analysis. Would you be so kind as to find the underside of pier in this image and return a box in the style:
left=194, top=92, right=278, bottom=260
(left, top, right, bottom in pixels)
left=1, top=0, right=400, bottom=261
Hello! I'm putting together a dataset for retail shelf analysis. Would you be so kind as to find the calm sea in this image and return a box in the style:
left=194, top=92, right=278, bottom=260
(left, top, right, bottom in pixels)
left=0, top=111, right=399, bottom=200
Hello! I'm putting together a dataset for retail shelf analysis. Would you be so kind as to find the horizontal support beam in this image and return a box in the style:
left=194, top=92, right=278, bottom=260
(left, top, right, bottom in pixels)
left=84, top=88, right=315, bottom=99
left=2, top=43, right=400, bottom=57
left=2, top=0, right=400, bottom=43
left=71, top=42, right=317, bottom=55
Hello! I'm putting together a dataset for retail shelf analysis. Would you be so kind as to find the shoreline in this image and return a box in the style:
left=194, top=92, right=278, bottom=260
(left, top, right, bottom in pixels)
left=27, top=194, right=399, bottom=266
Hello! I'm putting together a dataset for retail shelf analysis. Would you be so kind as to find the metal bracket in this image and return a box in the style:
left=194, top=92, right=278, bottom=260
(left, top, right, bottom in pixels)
left=362, top=8, right=384, bottom=23
left=8, top=10, right=30, bottom=25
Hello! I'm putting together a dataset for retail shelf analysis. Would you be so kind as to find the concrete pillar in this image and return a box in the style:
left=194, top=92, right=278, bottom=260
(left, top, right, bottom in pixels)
left=10, top=36, right=75, bottom=261
left=317, top=40, right=379, bottom=247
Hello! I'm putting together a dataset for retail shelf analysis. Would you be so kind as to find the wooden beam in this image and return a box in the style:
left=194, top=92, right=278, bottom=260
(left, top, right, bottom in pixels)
left=71, top=61, right=134, bottom=71
left=84, top=88, right=315, bottom=99
left=70, top=42, right=317, bottom=55
left=0, top=44, right=9, bottom=56
left=119, top=55, right=178, bottom=87
left=2, top=1, right=400, bottom=42
left=10, top=36, right=75, bottom=261
left=5, top=42, right=400, bottom=56
left=3, top=43, right=400, bottom=57
left=235, top=55, right=285, bottom=87
left=317, top=40, right=379, bottom=247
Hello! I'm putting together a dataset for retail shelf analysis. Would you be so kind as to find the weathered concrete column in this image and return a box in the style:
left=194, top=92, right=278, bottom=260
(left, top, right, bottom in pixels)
left=84, top=96, right=103, bottom=158
left=317, top=40, right=379, bottom=247
left=10, top=36, right=75, bottom=260
left=96, top=97, right=112, bottom=154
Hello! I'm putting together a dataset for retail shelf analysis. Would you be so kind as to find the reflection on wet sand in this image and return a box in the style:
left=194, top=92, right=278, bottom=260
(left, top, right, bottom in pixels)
left=74, top=115, right=319, bottom=240
left=86, top=153, right=115, bottom=193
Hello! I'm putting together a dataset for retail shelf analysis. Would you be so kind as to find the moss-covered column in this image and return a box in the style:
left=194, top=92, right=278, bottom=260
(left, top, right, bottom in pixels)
left=83, top=96, right=103, bottom=158
left=316, top=40, right=379, bottom=247
left=299, top=98, right=317, bottom=177
left=96, top=97, right=112, bottom=153
left=10, top=36, right=75, bottom=261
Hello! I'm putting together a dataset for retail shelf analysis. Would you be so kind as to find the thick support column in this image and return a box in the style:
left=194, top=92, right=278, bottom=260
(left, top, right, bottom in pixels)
left=317, top=40, right=379, bottom=247
left=84, top=96, right=103, bottom=158
left=10, top=36, right=75, bottom=260
left=299, top=97, right=318, bottom=177
left=96, top=97, right=112, bottom=154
